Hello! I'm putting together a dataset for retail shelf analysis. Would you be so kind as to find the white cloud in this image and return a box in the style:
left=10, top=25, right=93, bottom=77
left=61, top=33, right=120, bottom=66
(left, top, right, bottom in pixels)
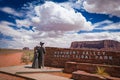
left=0, top=21, right=120, bottom=49
left=0, top=21, right=21, bottom=37
left=31, top=17, right=41, bottom=23
left=94, top=20, right=120, bottom=30
left=0, top=21, right=15, bottom=26
left=29, top=1, right=93, bottom=32
left=83, top=0, right=120, bottom=17
left=102, top=23, right=120, bottom=30
left=1, top=1, right=120, bottom=49
left=34, top=31, right=120, bottom=48
left=68, top=0, right=84, bottom=9
left=0, top=21, right=38, bottom=49
left=0, top=7, right=21, bottom=16
left=16, top=19, right=31, bottom=28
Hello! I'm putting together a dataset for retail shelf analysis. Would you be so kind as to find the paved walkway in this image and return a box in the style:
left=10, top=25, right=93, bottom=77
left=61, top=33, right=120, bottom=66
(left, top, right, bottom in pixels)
left=0, top=65, right=72, bottom=80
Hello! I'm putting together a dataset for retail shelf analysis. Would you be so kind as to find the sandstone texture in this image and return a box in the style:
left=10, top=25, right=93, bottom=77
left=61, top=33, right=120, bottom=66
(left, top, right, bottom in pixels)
left=70, top=40, right=120, bottom=51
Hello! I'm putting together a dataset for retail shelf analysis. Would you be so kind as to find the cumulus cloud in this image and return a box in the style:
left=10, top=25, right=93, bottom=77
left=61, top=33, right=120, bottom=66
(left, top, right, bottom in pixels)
left=83, top=0, right=120, bottom=17
left=1, top=1, right=120, bottom=49
left=29, top=1, right=93, bottom=32
left=0, top=21, right=38, bottom=49
left=0, top=7, right=21, bottom=16
left=36, top=31, right=120, bottom=48
left=0, top=21, right=120, bottom=49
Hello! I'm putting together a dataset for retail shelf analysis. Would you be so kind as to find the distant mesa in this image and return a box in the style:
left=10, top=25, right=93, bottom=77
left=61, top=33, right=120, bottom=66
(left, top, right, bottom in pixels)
left=23, top=47, right=29, bottom=50
left=70, top=40, right=120, bottom=51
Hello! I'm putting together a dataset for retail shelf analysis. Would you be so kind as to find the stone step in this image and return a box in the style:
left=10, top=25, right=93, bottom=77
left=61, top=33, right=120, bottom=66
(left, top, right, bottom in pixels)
left=72, top=70, right=120, bottom=80
left=16, top=69, right=62, bottom=74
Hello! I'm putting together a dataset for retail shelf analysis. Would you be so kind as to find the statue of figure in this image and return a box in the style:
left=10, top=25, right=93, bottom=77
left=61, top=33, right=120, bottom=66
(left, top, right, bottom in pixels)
left=32, top=46, right=39, bottom=68
left=38, top=42, right=46, bottom=68
left=32, top=42, right=46, bottom=69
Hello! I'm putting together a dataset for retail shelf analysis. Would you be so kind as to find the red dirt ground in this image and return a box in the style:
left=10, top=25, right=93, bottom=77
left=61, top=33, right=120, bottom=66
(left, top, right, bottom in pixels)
left=0, top=73, right=26, bottom=80
left=0, top=52, right=23, bottom=67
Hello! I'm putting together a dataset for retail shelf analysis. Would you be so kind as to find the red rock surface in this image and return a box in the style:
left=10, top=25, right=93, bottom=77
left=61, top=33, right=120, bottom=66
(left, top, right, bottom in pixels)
left=0, top=52, right=23, bottom=67
left=70, top=40, right=120, bottom=51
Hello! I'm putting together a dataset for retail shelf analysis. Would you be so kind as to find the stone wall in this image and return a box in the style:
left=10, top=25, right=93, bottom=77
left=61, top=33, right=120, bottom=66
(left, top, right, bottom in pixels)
left=64, top=62, right=120, bottom=77
left=72, top=70, right=107, bottom=80
left=72, top=70, right=120, bottom=80
left=44, top=47, right=120, bottom=67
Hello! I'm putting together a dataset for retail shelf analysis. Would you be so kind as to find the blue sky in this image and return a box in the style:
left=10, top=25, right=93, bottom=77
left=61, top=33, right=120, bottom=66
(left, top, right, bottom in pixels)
left=0, top=0, right=120, bottom=49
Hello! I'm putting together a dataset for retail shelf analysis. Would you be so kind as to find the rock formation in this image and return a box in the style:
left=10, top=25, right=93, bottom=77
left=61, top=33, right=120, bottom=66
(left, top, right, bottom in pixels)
left=70, top=40, right=120, bottom=51
left=23, top=47, right=29, bottom=50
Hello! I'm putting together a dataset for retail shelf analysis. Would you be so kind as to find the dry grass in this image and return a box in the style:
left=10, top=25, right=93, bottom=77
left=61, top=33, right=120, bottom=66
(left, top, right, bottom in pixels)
left=96, top=66, right=110, bottom=77
left=21, top=50, right=34, bottom=64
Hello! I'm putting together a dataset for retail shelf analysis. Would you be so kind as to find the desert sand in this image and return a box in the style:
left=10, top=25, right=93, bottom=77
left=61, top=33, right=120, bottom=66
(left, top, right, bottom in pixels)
left=0, top=52, right=23, bottom=67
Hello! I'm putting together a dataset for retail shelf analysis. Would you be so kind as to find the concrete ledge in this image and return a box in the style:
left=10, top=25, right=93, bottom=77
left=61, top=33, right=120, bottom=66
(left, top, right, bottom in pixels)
left=0, top=65, right=71, bottom=80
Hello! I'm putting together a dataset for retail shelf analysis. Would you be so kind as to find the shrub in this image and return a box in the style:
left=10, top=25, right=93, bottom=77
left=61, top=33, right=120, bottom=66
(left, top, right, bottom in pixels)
left=95, top=66, right=110, bottom=77
left=21, top=50, right=34, bottom=64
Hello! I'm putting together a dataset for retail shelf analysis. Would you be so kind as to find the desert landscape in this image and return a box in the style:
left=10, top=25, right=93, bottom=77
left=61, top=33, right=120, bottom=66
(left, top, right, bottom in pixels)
left=0, top=49, right=72, bottom=80
left=0, top=0, right=120, bottom=80
left=0, top=49, right=33, bottom=67
left=0, top=40, right=120, bottom=80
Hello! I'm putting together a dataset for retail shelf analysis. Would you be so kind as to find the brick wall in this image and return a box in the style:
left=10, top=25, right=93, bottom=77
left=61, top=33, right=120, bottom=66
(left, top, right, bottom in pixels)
left=44, top=47, right=120, bottom=67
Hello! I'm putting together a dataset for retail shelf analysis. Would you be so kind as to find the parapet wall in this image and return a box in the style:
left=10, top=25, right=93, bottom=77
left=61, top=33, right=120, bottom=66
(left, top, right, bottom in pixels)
left=64, top=62, right=120, bottom=77
left=44, top=47, right=120, bottom=67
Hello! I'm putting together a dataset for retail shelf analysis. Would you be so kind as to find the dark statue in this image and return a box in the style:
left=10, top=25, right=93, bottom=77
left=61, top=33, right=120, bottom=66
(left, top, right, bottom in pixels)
left=32, top=42, right=46, bottom=68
